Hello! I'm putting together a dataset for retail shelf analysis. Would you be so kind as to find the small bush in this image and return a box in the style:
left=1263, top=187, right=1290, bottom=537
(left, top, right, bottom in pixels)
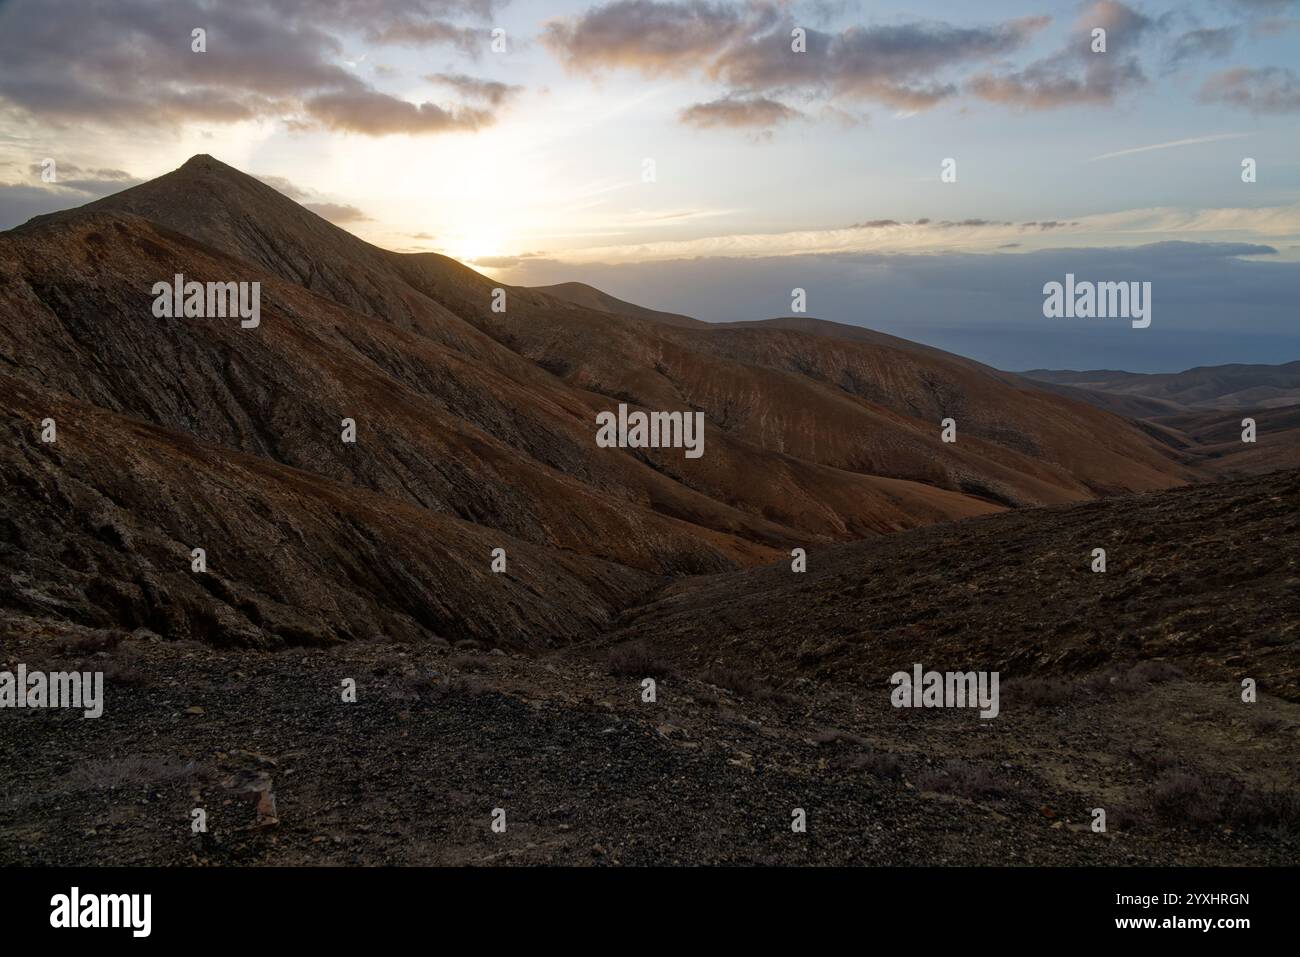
left=1082, top=660, right=1185, bottom=694
left=58, top=629, right=126, bottom=655
left=812, top=728, right=870, bottom=748
left=1230, top=782, right=1300, bottom=835
left=1249, top=714, right=1287, bottom=736
left=1149, top=769, right=1222, bottom=826
left=64, top=755, right=205, bottom=792
left=606, top=643, right=673, bottom=679
left=849, top=751, right=904, bottom=780
left=702, top=663, right=762, bottom=698
left=916, top=759, right=1005, bottom=798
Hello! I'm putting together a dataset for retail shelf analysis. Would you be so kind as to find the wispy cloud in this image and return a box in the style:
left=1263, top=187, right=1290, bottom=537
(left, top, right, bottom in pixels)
left=516, top=202, right=1300, bottom=265
left=1088, top=132, right=1250, bottom=161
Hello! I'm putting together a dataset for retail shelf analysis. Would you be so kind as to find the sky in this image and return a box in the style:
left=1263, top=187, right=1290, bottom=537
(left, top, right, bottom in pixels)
left=0, top=0, right=1297, bottom=371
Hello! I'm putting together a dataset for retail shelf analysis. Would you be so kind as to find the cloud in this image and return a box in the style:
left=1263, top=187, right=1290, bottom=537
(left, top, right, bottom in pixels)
left=25, top=163, right=141, bottom=196
left=969, top=0, right=1154, bottom=110
left=1227, top=0, right=1296, bottom=14
left=1165, top=27, right=1237, bottom=69
left=0, top=162, right=147, bottom=229
left=256, top=174, right=312, bottom=201
left=304, top=90, right=493, bottom=134
left=501, top=241, right=1300, bottom=372
left=1088, top=132, right=1250, bottom=161
left=495, top=200, right=1300, bottom=265
left=0, top=184, right=77, bottom=229
left=679, top=96, right=801, bottom=129
left=304, top=202, right=371, bottom=223
left=714, top=17, right=1049, bottom=110
left=425, top=73, right=524, bottom=106
left=0, top=0, right=507, bottom=136
left=364, top=20, right=484, bottom=54
left=541, top=0, right=767, bottom=76
left=542, top=1, right=1046, bottom=113
left=1199, top=66, right=1300, bottom=113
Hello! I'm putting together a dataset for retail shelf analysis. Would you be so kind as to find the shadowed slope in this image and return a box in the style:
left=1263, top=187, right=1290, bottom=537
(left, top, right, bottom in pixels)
left=611, top=469, right=1300, bottom=700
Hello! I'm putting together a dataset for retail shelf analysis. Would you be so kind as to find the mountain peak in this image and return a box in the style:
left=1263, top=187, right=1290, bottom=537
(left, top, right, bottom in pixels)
left=178, top=153, right=236, bottom=173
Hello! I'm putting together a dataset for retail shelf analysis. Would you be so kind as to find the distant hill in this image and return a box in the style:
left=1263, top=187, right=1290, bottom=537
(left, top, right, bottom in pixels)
left=1021, top=363, right=1300, bottom=474
left=529, top=281, right=704, bottom=328
left=1022, top=363, right=1300, bottom=411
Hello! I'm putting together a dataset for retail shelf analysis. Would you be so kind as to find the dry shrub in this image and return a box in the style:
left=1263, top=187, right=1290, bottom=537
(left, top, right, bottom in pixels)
left=916, top=759, right=1006, bottom=798
left=607, top=643, right=673, bottom=679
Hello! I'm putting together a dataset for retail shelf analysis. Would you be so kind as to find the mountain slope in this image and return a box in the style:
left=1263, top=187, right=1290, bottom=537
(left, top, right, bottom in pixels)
left=529, top=281, right=704, bottom=328
left=0, top=374, right=651, bottom=648
left=611, top=468, right=1300, bottom=701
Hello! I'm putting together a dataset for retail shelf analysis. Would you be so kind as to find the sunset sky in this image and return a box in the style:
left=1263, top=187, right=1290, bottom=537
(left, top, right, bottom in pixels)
left=1, top=0, right=1297, bottom=369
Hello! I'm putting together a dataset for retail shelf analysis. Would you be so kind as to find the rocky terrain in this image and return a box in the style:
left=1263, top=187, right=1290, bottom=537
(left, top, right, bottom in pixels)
left=2, top=471, right=1297, bottom=867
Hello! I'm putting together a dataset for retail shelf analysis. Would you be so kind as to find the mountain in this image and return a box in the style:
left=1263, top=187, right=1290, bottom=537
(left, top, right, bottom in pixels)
left=611, top=468, right=1300, bottom=701
left=529, top=281, right=703, bottom=328
left=1023, top=363, right=1300, bottom=411
left=1022, top=363, right=1300, bottom=475
left=1, top=155, right=1198, bottom=648
left=1153, top=404, right=1300, bottom=477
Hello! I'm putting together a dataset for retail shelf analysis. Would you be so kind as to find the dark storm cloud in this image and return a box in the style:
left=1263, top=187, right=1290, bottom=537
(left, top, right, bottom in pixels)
left=969, top=0, right=1154, bottom=110
left=679, top=96, right=801, bottom=129
left=1199, top=66, right=1300, bottom=112
left=0, top=0, right=510, bottom=135
left=541, top=0, right=1046, bottom=111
